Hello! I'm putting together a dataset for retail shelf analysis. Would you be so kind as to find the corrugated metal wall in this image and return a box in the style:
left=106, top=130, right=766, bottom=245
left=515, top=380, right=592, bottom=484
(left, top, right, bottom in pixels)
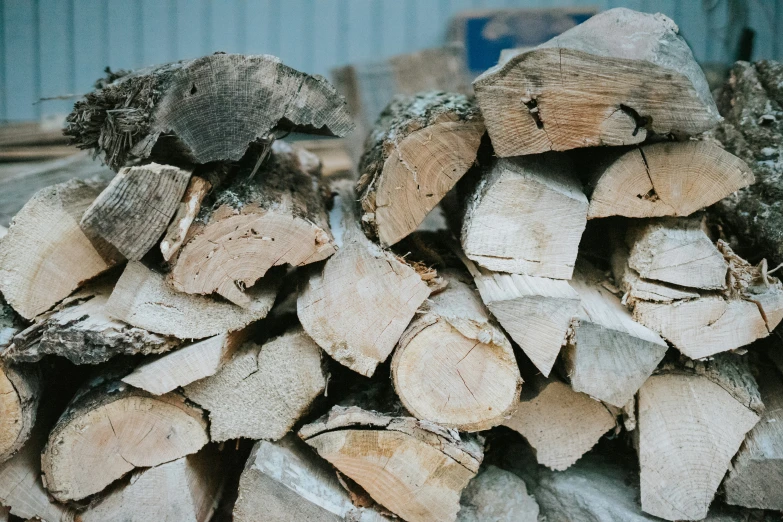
left=1, top=0, right=781, bottom=122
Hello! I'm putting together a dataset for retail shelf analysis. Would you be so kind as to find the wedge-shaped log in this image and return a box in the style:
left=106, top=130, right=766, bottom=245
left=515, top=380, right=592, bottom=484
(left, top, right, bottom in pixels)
left=473, top=8, right=720, bottom=157
left=80, top=163, right=192, bottom=260
left=105, top=261, right=278, bottom=339
left=234, top=435, right=390, bottom=521
left=638, top=356, right=762, bottom=521
left=169, top=142, right=335, bottom=307
left=160, top=174, right=212, bottom=261
left=503, top=376, right=615, bottom=471
left=0, top=179, right=122, bottom=319
left=586, top=141, right=753, bottom=219
left=300, top=406, right=483, bottom=522
left=462, top=255, right=579, bottom=376
left=0, top=361, right=40, bottom=463
left=65, top=53, right=354, bottom=169
left=458, top=465, right=539, bottom=522
left=297, top=181, right=430, bottom=377
left=461, top=154, right=587, bottom=279
left=78, top=447, right=225, bottom=522
left=4, top=278, right=180, bottom=365
left=122, top=329, right=247, bottom=395
left=41, top=378, right=209, bottom=501
left=723, top=361, right=783, bottom=510
left=392, top=269, right=521, bottom=432
left=356, top=91, right=484, bottom=246
left=564, top=261, right=667, bottom=407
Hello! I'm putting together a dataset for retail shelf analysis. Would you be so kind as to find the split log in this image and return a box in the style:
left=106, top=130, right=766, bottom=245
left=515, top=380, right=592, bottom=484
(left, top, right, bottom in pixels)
left=457, top=465, right=539, bottom=522
left=80, top=163, right=192, bottom=260
left=0, top=179, right=122, bottom=319
left=3, top=277, right=180, bottom=365
left=473, top=8, right=720, bottom=157
left=461, top=255, right=579, bottom=376
left=502, top=376, right=616, bottom=471
left=638, top=355, right=763, bottom=521
left=41, top=378, right=209, bottom=501
left=723, top=361, right=783, bottom=510
left=460, top=154, right=587, bottom=279
left=160, top=175, right=211, bottom=261
left=299, top=405, right=483, bottom=522
left=168, top=142, right=335, bottom=307
left=564, top=261, right=667, bottom=407
left=356, top=91, right=484, bottom=246
left=585, top=141, right=753, bottom=219
left=234, top=435, right=390, bottom=521
left=297, top=181, right=430, bottom=377
left=105, top=261, right=278, bottom=339
left=183, top=327, right=326, bottom=442
left=0, top=361, right=40, bottom=463
left=65, top=54, right=353, bottom=170
left=392, top=268, right=521, bottom=432
left=78, top=446, right=224, bottom=522
left=121, top=329, right=248, bottom=395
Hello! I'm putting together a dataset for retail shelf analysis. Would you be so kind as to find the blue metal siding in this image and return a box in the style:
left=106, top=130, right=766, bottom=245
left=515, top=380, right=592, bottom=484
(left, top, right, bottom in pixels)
left=1, top=0, right=781, bottom=122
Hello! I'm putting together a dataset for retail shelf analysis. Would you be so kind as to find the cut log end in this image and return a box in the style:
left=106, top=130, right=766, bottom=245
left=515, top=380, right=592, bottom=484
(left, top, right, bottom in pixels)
left=0, top=361, right=40, bottom=463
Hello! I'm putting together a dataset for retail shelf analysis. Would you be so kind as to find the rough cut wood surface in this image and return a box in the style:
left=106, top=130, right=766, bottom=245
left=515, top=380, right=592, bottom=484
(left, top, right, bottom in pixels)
left=0, top=360, right=40, bottom=463
left=0, top=179, right=122, bottom=320
left=392, top=269, right=521, bottom=432
left=473, top=8, right=720, bottom=156
left=41, top=378, right=209, bottom=502
left=297, top=181, right=430, bottom=377
left=503, top=377, right=615, bottom=471
left=457, top=465, right=539, bottom=522
left=4, top=278, right=180, bottom=365
left=300, top=405, right=483, bottom=522
left=586, top=141, right=753, bottom=219
left=234, top=435, right=390, bottom=521
left=183, top=327, right=326, bottom=442
left=80, top=163, right=192, bottom=260
left=160, top=175, right=211, bottom=262
left=638, top=356, right=762, bottom=521
left=461, top=154, right=587, bottom=279
left=356, top=91, right=484, bottom=246
left=65, top=53, right=354, bottom=169
left=168, top=142, right=334, bottom=307
left=105, top=261, right=278, bottom=339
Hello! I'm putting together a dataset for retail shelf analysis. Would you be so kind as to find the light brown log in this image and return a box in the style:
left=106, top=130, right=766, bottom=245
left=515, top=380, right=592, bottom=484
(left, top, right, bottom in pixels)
left=356, top=91, right=484, bottom=246
left=160, top=175, right=211, bottom=262
left=297, top=181, right=430, bottom=377
left=80, top=163, right=192, bottom=260
left=234, top=435, right=390, bottom=522
left=121, top=329, right=248, bottom=395
left=457, top=465, right=539, bottom=522
left=564, top=261, right=667, bottom=407
left=299, top=406, right=483, bottom=522
left=392, top=269, right=521, bottom=432
left=3, top=277, right=180, bottom=365
left=473, top=8, right=720, bottom=157
left=77, top=446, right=224, bottom=522
left=461, top=254, right=579, bottom=376
left=638, top=356, right=762, bottom=521
left=461, top=154, right=587, bottom=279
left=183, top=327, right=326, bottom=441
left=41, top=379, right=209, bottom=502
left=105, top=261, right=278, bottom=339
left=168, top=142, right=335, bottom=307
left=0, top=361, right=40, bottom=463
left=502, top=376, right=616, bottom=471
left=0, top=179, right=122, bottom=319
left=586, top=141, right=753, bottom=219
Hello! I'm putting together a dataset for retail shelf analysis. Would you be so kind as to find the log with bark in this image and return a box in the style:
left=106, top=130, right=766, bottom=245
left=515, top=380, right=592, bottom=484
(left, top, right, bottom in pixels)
left=0, top=360, right=40, bottom=463
left=473, top=8, right=720, bottom=157
left=65, top=54, right=354, bottom=170
left=356, top=91, right=484, bottom=246
left=167, top=142, right=335, bottom=307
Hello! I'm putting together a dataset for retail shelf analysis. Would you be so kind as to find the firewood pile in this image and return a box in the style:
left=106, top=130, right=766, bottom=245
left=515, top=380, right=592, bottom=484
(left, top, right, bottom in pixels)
left=1, top=8, right=783, bottom=522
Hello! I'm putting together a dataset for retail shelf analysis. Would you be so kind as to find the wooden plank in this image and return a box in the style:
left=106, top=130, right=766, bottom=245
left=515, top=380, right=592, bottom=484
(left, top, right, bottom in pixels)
left=380, top=0, right=408, bottom=58
left=312, top=0, right=339, bottom=77
left=279, top=0, right=308, bottom=71
left=38, top=0, right=74, bottom=117
left=73, top=0, right=108, bottom=94
left=141, top=0, right=173, bottom=66
left=3, top=0, right=39, bottom=121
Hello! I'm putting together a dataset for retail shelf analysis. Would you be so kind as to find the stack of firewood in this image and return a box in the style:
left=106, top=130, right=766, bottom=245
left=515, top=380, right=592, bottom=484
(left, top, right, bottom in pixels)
left=0, top=8, right=782, bottom=522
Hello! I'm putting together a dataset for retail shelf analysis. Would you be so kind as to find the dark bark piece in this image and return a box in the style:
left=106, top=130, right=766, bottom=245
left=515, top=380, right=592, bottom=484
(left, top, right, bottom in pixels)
left=80, top=163, right=192, bottom=260
left=356, top=91, right=484, bottom=246
left=473, top=8, right=720, bottom=157
left=65, top=54, right=354, bottom=170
